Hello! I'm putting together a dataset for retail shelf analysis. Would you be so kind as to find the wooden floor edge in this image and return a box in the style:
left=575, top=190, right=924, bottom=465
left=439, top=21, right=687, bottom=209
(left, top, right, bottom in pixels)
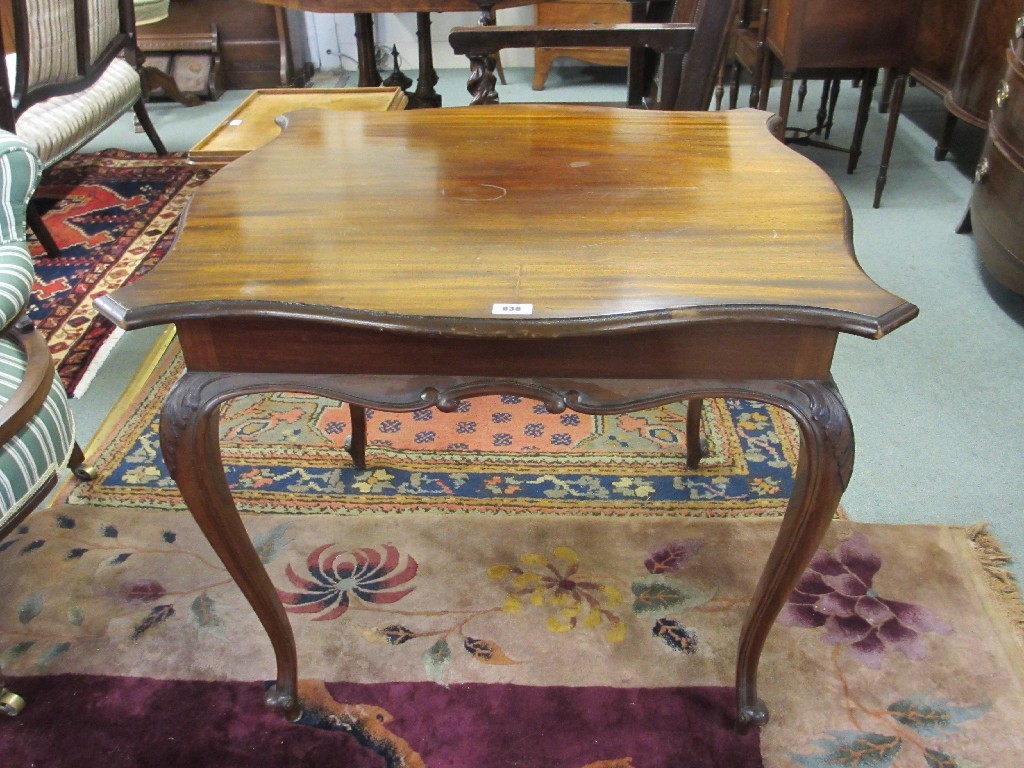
left=52, top=325, right=178, bottom=501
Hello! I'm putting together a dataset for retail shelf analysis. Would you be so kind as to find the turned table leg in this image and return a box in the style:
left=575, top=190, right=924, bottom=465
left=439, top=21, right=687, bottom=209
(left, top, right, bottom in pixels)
left=847, top=68, right=878, bottom=174
left=412, top=13, right=442, bottom=108
left=354, top=13, right=383, bottom=88
left=873, top=70, right=907, bottom=208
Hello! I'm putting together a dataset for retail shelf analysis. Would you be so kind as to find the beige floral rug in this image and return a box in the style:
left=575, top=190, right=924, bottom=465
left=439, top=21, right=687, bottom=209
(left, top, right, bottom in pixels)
left=2, top=503, right=1022, bottom=766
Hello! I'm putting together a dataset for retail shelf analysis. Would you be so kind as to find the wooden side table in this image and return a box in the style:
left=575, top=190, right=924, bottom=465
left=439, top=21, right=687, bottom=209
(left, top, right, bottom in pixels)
left=96, top=106, right=917, bottom=731
left=187, top=87, right=408, bottom=168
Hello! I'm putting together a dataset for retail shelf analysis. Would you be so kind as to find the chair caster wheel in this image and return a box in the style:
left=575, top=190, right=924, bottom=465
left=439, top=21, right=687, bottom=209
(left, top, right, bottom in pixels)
left=1, top=687, right=26, bottom=716
left=73, top=463, right=98, bottom=481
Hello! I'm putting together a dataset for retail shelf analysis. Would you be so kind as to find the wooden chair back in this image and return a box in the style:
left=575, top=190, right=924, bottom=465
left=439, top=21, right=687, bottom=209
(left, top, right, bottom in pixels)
left=0, top=0, right=142, bottom=122
left=673, top=0, right=742, bottom=109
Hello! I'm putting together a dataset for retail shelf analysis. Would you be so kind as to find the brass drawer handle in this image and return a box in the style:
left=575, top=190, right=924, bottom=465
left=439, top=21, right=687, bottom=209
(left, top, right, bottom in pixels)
left=1017, top=15, right=1024, bottom=40
left=974, top=157, right=990, bottom=184
left=995, top=81, right=1010, bottom=109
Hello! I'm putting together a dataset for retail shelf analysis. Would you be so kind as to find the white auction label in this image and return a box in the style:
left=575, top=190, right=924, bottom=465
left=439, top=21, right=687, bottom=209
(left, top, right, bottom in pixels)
left=491, top=303, right=534, bottom=315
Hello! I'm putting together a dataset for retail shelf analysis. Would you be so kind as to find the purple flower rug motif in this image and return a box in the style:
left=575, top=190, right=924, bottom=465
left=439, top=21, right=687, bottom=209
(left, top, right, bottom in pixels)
left=3, top=507, right=1024, bottom=766
left=779, top=533, right=953, bottom=668
left=776, top=533, right=990, bottom=768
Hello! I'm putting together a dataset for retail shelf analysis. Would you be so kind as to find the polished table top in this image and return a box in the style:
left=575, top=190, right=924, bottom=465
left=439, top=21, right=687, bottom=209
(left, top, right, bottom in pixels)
left=99, top=105, right=915, bottom=341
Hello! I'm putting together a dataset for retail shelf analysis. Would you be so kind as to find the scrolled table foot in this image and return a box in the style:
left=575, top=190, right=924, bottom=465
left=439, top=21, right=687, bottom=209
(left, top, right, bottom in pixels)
left=264, top=685, right=302, bottom=722
left=736, top=699, right=769, bottom=733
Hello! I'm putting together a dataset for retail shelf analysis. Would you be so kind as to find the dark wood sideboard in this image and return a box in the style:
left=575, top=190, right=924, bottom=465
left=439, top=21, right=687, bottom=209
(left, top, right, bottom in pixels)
left=970, top=15, right=1024, bottom=294
left=910, top=0, right=971, bottom=97
left=136, top=0, right=311, bottom=98
left=909, top=0, right=1023, bottom=159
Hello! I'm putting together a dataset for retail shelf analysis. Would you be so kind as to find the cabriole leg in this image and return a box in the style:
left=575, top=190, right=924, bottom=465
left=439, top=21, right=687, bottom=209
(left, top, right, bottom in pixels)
left=734, top=379, right=853, bottom=731
left=160, top=372, right=301, bottom=721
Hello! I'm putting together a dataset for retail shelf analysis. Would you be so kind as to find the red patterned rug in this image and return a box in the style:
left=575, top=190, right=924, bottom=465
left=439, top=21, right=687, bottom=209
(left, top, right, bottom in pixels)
left=28, top=150, right=210, bottom=394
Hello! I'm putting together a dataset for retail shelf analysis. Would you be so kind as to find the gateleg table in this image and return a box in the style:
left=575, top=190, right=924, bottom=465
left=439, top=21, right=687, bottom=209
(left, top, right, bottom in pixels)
left=94, top=105, right=918, bottom=730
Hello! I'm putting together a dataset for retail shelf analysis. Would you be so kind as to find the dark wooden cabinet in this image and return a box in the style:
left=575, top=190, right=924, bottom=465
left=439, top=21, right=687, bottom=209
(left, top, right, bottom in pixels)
left=765, top=0, right=920, bottom=71
left=971, top=23, right=1024, bottom=295
left=946, top=0, right=1023, bottom=127
left=910, top=0, right=972, bottom=95
left=137, top=0, right=311, bottom=96
left=909, top=0, right=1023, bottom=160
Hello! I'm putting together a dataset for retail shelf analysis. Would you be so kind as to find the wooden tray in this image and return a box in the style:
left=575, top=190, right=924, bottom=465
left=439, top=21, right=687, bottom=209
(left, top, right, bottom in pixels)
left=188, top=87, right=408, bottom=167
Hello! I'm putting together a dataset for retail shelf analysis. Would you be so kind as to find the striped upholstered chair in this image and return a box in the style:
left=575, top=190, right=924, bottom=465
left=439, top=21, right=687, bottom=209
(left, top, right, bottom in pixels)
left=0, top=130, right=91, bottom=717
left=0, top=0, right=167, bottom=258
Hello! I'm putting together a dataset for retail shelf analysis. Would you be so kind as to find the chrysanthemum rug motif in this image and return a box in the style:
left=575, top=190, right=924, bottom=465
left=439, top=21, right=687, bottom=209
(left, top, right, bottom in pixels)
left=1, top=505, right=1023, bottom=766
left=28, top=151, right=209, bottom=393
left=57, top=332, right=802, bottom=518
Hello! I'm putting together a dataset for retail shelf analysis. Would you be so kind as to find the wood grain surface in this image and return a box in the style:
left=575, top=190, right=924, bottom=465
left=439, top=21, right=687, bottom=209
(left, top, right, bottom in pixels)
left=98, top=106, right=916, bottom=339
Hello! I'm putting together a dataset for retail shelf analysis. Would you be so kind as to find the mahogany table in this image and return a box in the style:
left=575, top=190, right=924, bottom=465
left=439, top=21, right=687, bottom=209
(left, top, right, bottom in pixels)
left=95, top=105, right=917, bottom=730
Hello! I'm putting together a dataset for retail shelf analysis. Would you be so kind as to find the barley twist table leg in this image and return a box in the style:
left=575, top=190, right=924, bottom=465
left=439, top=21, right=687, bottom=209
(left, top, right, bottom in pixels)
left=466, top=53, right=498, bottom=105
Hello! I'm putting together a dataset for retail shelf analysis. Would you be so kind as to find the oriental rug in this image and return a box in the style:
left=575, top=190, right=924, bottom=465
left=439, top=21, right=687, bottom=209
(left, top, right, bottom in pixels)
left=1, top=505, right=1023, bottom=767
left=57, top=332, right=804, bottom=518
left=28, top=151, right=209, bottom=394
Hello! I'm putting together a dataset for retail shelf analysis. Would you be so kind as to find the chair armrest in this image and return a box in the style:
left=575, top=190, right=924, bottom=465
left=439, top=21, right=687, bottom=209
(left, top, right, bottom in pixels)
left=0, top=131, right=41, bottom=331
left=0, top=130, right=42, bottom=245
left=0, top=317, right=56, bottom=445
left=449, top=23, right=696, bottom=57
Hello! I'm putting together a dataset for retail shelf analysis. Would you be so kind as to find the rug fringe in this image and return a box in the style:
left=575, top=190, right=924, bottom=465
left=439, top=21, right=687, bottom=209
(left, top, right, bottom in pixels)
left=966, top=523, right=1024, bottom=647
